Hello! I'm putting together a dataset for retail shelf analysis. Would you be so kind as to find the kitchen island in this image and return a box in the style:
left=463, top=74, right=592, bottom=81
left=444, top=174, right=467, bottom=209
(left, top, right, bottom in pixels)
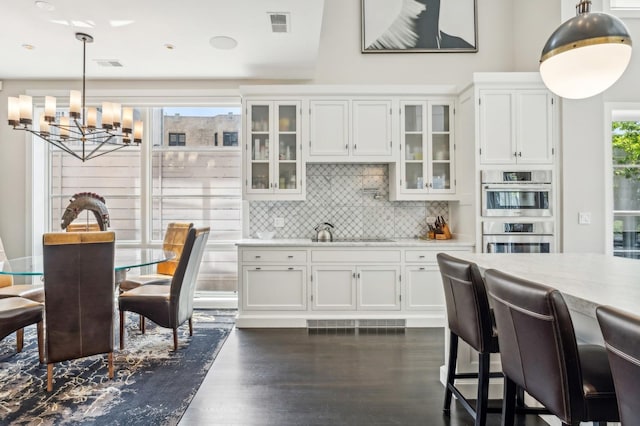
left=235, top=238, right=474, bottom=328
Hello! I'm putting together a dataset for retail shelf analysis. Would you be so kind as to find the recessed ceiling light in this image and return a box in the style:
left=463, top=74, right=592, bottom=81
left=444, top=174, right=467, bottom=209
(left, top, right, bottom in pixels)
left=35, top=1, right=55, bottom=11
left=22, top=44, right=35, bottom=50
left=209, top=36, right=238, bottom=50
left=110, top=20, right=135, bottom=28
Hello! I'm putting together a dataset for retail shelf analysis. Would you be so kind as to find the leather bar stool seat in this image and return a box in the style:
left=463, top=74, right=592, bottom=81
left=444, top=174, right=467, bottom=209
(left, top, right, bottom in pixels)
left=597, top=305, right=640, bottom=426
left=485, top=269, right=619, bottom=426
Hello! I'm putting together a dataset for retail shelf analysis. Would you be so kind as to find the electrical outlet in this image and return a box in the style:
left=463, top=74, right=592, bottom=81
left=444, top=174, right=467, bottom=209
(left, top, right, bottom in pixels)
left=273, top=217, right=285, bottom=228
left=578, top=212, right=591, bottom=225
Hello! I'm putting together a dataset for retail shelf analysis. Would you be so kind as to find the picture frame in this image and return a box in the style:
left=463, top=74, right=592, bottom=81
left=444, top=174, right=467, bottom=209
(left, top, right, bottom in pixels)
left=361, top=0, right=478, bottom=53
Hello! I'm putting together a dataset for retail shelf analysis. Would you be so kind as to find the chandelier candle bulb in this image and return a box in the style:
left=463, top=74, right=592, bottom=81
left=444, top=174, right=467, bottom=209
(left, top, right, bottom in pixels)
left=102, top=102, right=113, bottom=129
left=122, top=107, right=133, bottom=133
left=111, top=103, right=121, bottom=128
left=7, top=97, right=19, bottom=126
left=133, top=120, right=143, bottom=143
left=59, top=116, right=70, bottom=139
left=86, top=107, right=97, bottom=129
left=44, top=96, right=56, bottom=122
left=39, top=115, right=50, bottom=135
left=69, top=90, right=81, bottom=118
left=19, top=95, right=32, bottom=125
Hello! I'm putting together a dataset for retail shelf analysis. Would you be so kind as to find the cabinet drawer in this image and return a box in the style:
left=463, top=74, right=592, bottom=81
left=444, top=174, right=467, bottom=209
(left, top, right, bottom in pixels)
left=405, top=250, right=438, bottom=263
left=311, top=250, right=401, bottom=263
left=242, top=250, right=307, bottom=263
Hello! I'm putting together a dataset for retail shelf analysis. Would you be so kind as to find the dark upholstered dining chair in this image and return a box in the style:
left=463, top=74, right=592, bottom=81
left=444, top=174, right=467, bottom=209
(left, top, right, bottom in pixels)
left=43, top=231, right=116, bottom=392
left=119, top=227, right=209, bottom=351
left=485, top=269, right=619, bottom=426
left=0, top=236, right=44, bottom=302
left=119, top=222, right=193, bottom=292
left=437, top=253, right=503, bottom=426
left=0, top=296, right=44, bottom=362
left=596, top=305, right=640, bottom=426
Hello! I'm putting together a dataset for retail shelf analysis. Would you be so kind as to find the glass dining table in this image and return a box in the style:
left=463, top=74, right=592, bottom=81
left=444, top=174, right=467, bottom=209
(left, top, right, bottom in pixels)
left=0, top=248, right=176, bottom=284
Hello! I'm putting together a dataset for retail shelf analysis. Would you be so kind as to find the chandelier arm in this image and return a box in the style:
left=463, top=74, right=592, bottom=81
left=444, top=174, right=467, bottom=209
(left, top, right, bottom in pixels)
left=84, top=134, right=116, bottom=159
left=84, top=143, right=131, bottom=161
left=20, top=128, right=84, bottom=161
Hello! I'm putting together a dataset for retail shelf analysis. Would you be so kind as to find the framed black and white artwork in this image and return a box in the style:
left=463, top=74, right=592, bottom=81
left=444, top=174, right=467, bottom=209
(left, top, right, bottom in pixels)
left=361, top=0, right=477, bottom=53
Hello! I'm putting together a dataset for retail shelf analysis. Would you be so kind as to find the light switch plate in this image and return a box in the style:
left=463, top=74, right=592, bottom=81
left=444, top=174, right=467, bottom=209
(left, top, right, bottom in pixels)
left=273, top=217, right=285, bottom=228
left=578, top=212, right=591, bottom=225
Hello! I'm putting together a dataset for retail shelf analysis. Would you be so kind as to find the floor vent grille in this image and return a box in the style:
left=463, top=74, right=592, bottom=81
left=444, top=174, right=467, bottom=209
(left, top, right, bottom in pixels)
left=307, top=319, right=406, bottom=334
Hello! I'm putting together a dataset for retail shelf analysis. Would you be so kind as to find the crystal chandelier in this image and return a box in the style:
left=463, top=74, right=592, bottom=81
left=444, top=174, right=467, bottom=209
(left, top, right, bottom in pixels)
left=7, top=33, right=143, bottom=162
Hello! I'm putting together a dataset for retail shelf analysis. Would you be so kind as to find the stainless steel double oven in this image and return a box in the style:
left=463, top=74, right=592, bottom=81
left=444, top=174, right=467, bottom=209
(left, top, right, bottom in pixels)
left=481, top=170, right=555, bottom=253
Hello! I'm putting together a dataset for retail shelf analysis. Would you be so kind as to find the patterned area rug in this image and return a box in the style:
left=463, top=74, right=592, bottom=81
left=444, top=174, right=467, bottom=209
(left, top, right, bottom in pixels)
left=0, top=309, right=235, bottom=425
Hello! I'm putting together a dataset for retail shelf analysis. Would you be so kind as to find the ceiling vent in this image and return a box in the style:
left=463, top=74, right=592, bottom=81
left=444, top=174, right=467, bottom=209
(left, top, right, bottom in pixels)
left=95, top=59, right=123, bottom=67
left=268, top=12, right=290, bottom=33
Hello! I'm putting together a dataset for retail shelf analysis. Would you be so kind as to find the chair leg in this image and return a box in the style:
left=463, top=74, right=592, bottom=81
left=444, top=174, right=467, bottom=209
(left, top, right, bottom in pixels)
left=189, top=318, right=193, bottom=336
left=140, top=315, right=145, bottom=334
left=47, top=363, right=54, bottom=392
left=173, top=328, right=178, bottom=351
left=37, top=320, right=44, bottom=364
left=119, top=310, right=125, bottom=350
left=16, top=328, right=24, bottom=352
left=108, top=352, right=114, bottom=379
left=475, top=352, right=490, bottom=426
left=501, top=376, right=517, bottom=426
left=443, top=331, right=459, bottom=414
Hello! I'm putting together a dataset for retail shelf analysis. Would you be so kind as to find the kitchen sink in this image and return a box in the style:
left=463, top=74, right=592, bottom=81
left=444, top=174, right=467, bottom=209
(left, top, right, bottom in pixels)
left=311, top=238, right=395, bottom=243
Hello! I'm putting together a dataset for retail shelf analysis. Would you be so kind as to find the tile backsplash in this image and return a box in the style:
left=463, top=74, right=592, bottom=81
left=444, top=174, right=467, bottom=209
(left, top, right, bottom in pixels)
left=249, top=164, right=448, bottom=239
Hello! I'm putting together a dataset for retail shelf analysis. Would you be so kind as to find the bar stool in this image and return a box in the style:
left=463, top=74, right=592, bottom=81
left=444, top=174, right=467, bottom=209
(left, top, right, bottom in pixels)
left=437, top=253, right=503, bottom=426
left=596, top=305, right=640, bottom=426
left=485, top=268, right=619, bottom=426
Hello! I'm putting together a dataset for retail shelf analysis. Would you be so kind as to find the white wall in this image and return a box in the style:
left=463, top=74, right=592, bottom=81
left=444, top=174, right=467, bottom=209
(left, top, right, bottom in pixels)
left=0, top=0, right=563, bottom=256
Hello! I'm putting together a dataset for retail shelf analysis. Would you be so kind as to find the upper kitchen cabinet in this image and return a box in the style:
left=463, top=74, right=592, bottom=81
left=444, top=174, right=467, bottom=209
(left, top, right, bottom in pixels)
left=478, top=89, right=555, bottom=165
left=244, top=100, right=304, bottom=200
left=389, top=99, right=456, bottom=200
left=308, top=99, right=395, bottom=162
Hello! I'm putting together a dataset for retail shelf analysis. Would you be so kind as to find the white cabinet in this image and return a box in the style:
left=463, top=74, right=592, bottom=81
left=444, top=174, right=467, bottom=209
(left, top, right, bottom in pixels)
left=307, top=99, right=394, bottom=162
left=356, top=266, right=401, bottom=310
left=391, top=100, right=455, bottom=200
left=242, top=266, right=307, bottom=310
left=311, top=265, right=356, bottom=310
left=244, top=100, right=304, bottom=200
left=404, top=266, right=444, bottom=311
left=478, top=89, right=554, bottom=165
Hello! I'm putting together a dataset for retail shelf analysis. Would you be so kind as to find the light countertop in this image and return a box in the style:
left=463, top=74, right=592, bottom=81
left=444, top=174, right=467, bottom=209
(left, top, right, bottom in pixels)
left=236, top=238, right=475, bottom=248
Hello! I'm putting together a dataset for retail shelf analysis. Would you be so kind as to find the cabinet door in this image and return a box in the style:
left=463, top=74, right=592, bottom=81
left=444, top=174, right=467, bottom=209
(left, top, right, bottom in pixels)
left=404, top=266, right=445, bottom=311
left=242, top=266, right=306, bottom=310
left=309, top=100, right=350, bottom=158
left=428, top=102, right=455, bottom=193
left=246, top=102, right=273, bottom=193
left=400, top=101, right=427, bottom=194
left=352, top=100, right=393, bottom=158
left=274, top=102, right=302, bottom=193
left=311, top=265, right=356, bottom=310
left=478, top=91, right=516, bottom=165
left=516, top=91, right=554, bottom=164
left=356, top=266, right=401, bottom=310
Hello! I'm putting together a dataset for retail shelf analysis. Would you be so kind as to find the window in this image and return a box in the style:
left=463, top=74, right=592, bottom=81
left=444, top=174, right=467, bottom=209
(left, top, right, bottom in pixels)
left=611, top=119, right=640, bottom=258
left=223, top=131, right=238, bottom=146
left=168, top=133, right=186, bottom=146
left=605, top=0, right=640, bottom=17
left=47, top=105, right=242, bottom=293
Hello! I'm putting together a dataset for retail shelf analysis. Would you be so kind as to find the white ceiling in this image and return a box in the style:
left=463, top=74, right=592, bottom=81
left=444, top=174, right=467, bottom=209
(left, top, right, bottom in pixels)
left=0, top=0, right=325, bottom=80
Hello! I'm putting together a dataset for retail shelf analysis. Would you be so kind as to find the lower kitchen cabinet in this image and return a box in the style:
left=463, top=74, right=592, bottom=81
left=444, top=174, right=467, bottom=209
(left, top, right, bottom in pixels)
left=242, top=265, right=307, bottom=310
left=236, top=243, right=473, bottom=327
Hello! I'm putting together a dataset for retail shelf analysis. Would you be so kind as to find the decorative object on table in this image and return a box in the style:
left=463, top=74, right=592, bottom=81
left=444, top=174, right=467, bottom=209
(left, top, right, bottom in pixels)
left=0, top=310, right=234, bottom=426
left=420, top=216, right=451, bottom=240
left=60, top=192, right=110, bottom=231
left=361, top=0, right=477, bottom=53
left=7, top=33, right=143, bottom=162
left=119, top=227, right=210, bottom=351
left=42, top=231, right=116, bottom=392
left=540, top=0, right=632, bottom=99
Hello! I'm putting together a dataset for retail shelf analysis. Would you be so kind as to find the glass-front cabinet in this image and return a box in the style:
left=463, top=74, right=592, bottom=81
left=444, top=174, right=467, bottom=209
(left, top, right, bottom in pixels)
left=394, top=100, right=455, bottom=199
left=245, top=101, right=303, bottom=200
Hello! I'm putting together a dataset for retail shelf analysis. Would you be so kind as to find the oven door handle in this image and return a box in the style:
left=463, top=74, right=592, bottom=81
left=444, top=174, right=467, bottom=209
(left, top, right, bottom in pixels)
left=483, top=184, right=552, bottom=191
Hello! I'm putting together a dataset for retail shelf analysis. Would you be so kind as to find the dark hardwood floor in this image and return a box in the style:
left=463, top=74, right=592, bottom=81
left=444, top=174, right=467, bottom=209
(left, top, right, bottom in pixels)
left=179, top=328, right=549, bottom=426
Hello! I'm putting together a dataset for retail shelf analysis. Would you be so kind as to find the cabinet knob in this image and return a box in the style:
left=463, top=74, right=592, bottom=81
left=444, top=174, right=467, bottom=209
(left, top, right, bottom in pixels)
left=518, top=152, right=522, bottom=157
left=419, top=267, right=425, bottom=270
left=354, top=144, right=357, bottom=150
left=345, top=144, right=348, bottom=150
left=255, top=267, right=262, bottom=270
left=288, top=267, right=294, bottom=270
left=275, top=182, right=278, bottom=188
left=352, top=272, right=356, bottom=279
left=513, top=152, right=518, bottom=157
left=287, top=255, right=294, bottom=259
left=357, top=272, right=361, bottom=279
left=418, top=255, right=425, bottom=258
left=255, top=255, right=261, bottom=259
